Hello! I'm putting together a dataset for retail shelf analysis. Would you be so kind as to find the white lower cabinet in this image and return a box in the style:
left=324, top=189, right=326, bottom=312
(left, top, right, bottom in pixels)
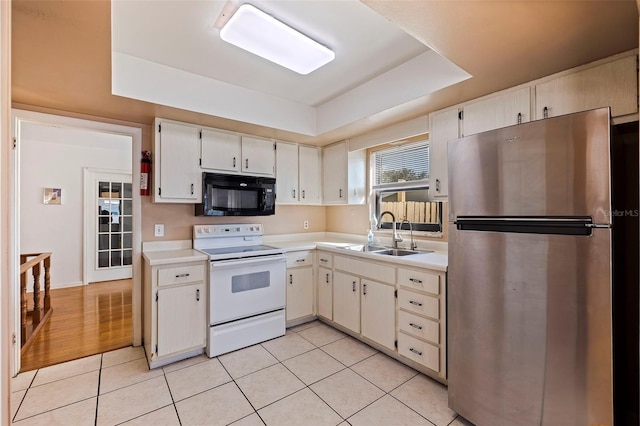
left=397, top=266, right=446, bottom=380
left=333, top=270, right=360, bottom=333
left=143, top=258, right=207, bottom=368
left=360, top=279, right=395, bottom=351
left=285, top=251, right=314, bottom=323
left=317, top=266, right=333, bottom=320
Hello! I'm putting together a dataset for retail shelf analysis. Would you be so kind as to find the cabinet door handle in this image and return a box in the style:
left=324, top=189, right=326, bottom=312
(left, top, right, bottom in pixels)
left=543, top=106, right=549, bottom=119
left=233, top=157, right=236, bottom=168
left=409, top=347, right=423, bottom=356
left=196, top=288, right=200, bottom=301
left=289, top=274, right=293, bottom=285
left=352, top=281, right=356, bottom=292
left=363, top=283, right=367, bottom=295
left=339, top=189, right=343, bottom=198
left=325, top=273, right=330, bottom=283
left=517, top=112, right=522, bottom=124
left=409, top=278, right=423, bottom=284
left=409, top=322, right=423, bottom=330
left=245, top=158, right=249, bottom=169
left=302, top=189, right=305, bottom=199
left=175, top=273, right=190, bottom=278
left=292, top=189, right=296, bottom=198
left=190, top=183, right=194, bottom=195
left=435, top=179, right=441, bottom=193
left=409, top=300, right=423, bottom=307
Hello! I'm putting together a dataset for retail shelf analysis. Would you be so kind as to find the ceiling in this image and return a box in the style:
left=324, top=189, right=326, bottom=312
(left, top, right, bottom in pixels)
left=11, top=1, right=639, bottom=146
left=111, top=0, right=471, bottom=137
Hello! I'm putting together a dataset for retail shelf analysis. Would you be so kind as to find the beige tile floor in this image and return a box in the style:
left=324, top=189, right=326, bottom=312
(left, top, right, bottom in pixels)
left=11, top=321, right=474, bottom=426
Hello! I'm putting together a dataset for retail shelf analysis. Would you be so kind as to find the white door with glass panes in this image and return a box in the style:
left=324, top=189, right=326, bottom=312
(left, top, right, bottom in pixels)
left=84, top=170, right=133, bottom=284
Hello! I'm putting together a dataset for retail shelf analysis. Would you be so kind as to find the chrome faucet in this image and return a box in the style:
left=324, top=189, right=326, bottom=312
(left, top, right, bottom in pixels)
left=401, top=219, right=417, bottom=251
left=379, top=211, right=403, bottom=248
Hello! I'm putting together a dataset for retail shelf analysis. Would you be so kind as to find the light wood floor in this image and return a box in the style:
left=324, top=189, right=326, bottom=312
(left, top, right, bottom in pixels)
left=20, top=279, right=133, bottom=372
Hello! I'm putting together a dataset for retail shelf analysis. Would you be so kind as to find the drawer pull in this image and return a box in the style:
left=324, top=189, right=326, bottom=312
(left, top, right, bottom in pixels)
left=325, top=273, right=330, bottom=284
left=409, top=347, right=423, bottom=356
left=409, top=278, right=423, bottom=284
left=296, top=259, right=305, bottom=263
left=320, top=258, right=328, bottom=263
left=409, top=323, right=423, bottom=330
left=175, top=273, right=190, bottom=278
left=409, top=300, right=423, bottom=307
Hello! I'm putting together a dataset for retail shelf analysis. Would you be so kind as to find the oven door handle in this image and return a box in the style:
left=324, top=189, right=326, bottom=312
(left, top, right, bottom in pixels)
left=210, top=255, right=286, bottom=270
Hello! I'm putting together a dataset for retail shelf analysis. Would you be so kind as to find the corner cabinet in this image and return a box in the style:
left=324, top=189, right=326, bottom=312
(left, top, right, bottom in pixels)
left=285, top=251, right=314, bottom=324
left=153, top=119, right=202, bottom=203
left=322, top=141, right=366, bottom=205
left=143, top=256, right=207, bottom=368
left=276, top=143, right=321, bottom=205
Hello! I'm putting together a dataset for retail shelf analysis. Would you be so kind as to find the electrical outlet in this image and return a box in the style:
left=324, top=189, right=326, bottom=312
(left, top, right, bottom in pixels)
left=303, top=220, right=309, bottom=229
left=154, top=224, right=164, bottom=237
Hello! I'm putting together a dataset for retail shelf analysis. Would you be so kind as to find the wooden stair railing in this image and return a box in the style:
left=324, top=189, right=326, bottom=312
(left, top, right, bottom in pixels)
left=20, top=252, right=53, bottom=354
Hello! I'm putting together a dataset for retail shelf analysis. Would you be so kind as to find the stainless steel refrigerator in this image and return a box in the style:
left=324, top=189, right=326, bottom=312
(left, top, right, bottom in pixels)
left=447, top=107, right=639, bottom=425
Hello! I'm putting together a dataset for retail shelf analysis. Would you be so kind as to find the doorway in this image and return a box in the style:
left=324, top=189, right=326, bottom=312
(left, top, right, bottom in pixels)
left=11, top=110, right=143, bottom=376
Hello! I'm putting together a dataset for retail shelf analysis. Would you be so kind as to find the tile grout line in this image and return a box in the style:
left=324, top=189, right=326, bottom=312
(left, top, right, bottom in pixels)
left=94, top=354, right=103, bottom=426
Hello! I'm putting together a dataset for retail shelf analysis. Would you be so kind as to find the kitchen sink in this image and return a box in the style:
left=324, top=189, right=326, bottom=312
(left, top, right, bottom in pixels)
left=372, top=248, right=422, bottom=256
left=342, top=244, right=387, bottom=252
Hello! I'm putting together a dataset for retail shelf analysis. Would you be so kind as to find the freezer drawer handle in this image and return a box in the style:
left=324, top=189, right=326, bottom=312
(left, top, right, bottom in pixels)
left=409, top=323, right=423, bottom=330
left=409, top=278, right=423, bottom=284
left=409, top=300, right=423, bottom=307
left=409, top=348, right=423, bottom=356
left=175, top=273, right=190, bottom=278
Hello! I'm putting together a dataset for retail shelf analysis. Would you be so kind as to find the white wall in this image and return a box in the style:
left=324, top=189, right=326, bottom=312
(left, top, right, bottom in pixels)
left=20, top=123, right=131, bottom=289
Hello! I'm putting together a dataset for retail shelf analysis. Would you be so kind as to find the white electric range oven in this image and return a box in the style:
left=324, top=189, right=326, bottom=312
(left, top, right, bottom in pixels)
left=193, top=224, right=286, bottom=357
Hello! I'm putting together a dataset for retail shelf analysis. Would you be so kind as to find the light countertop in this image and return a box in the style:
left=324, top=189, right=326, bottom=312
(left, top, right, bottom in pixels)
left=143, top=249, right=208, bottom=266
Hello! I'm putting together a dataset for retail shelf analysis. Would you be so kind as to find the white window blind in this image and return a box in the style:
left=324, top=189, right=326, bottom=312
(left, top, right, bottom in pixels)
left=373, top=140, right=429, bottom=186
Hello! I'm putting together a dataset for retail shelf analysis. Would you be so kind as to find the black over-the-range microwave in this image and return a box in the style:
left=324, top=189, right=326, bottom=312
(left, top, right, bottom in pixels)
left=195, top=172, right=276, bottom=216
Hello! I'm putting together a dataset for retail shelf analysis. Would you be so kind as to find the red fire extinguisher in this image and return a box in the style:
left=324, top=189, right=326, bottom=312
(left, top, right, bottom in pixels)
left=140, top=151, right=151, bottom=196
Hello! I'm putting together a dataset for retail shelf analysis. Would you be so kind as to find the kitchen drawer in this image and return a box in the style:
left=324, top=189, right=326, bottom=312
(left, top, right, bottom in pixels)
left=334, top=255, right=395, bottom=284
left=397, top=289, right=439, bottom=319
left=398, top=268, right=439, bottom=295
left=286, top=251, right=314, bottom=268
left=157, top=264, right=204, bottom=287
left=317, top=252, right=333, bottom=268
left=398, top=332, right=439, bottom=372
left=398, top=310, right=439, bottom=344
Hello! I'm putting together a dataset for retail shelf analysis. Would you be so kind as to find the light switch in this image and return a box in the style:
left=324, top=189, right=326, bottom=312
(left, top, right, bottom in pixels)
left=154, top=224, right=164, bottom=237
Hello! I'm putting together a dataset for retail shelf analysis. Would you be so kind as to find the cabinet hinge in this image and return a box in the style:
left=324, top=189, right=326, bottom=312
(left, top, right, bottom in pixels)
left=158, top=124, right=161, bottom=133
left=273, top=143, right=276, bottom=150
left=12, top=137, right=16, bottom=150
left=158, top=187, right=161, bottom=196
left=394, top=340, right=398, bottom=349
left=394, top=289, right=397, bottom=298
left=155, top=292, right=158, bottom=302
left=12, top=333, right=16, bottom=345
left=458, top=110, right=463, bottom=120
left=199, top=130, right=202, bottom=139
left=199, top=158, right=202, bottom=166
left=155, top=344, right=158, bottom=354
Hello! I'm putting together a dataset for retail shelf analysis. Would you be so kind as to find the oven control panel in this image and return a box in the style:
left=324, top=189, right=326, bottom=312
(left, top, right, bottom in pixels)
left=194, top=224, right=263, bottom=238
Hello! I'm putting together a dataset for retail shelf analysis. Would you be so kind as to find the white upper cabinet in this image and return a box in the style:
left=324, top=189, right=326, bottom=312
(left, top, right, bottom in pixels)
left=535, top=54, right=638, bottom=120
left=276, top=143, right=321, bottom=205
left=241, top=136, right=275, bottom=176
left=322, top=141, right=366, bottom=205
left=298, top=145, right=321, bottom=204
left=462, top=87, right=531, bottom=136
left=153, top=119, right=202, bottom=203
left=201, top=130, right=275, bottom=177
left=428, top=106, right=460, bottom=200
left=276, top=142, right=299, bottom=203
left=201, top=128, right=241, bottom=173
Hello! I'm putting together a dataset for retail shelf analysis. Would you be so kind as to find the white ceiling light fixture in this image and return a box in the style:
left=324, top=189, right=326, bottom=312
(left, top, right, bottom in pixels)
left=219, top=4, right=335, bottom=75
